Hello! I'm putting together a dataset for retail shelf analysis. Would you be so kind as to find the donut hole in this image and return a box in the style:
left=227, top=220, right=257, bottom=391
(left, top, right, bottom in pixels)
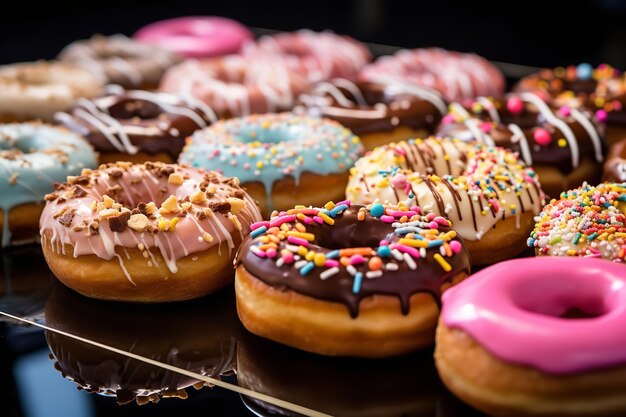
left=108, top=98, right=162, bottom=120
left=316, top=215, right=395, bottom=249
left=0, top=131, right=50, bottom=154
left=233, top=124, right=316, bottom=144
left=511, top=277, right=615, bottom=320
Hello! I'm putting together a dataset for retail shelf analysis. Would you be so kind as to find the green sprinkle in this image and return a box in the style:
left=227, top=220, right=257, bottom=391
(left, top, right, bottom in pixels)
left=587, top=232, right=599, bottom=241
left=549, top=236, right=562, bottom=245
left=572, top=232, right=581, bottom=245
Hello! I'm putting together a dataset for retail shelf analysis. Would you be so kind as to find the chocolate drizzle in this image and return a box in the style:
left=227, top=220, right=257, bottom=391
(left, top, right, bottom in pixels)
left=237, top=206, right=470, bottom=318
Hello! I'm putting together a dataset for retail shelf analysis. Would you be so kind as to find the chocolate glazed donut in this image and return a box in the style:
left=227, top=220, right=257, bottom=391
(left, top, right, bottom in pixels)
left=297, top=79, right=446, bottom=150
left=55, top=86, right=217, bottom=163
left=239, top=206, right=469, bottom=318
left=604, top=137, right=626, bottom=182
left=437, top=92, right=606, bottom=198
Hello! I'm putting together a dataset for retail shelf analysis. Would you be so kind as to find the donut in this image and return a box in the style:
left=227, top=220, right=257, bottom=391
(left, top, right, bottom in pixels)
left=359, top=48, right=505, bottom=102
left=0, top=123, right=97, bottom=248
left=514, top=63, right=626, bottom=146
left=55, top=85, right=217, bottom=163
left=235, top=200, right=470, bottom=357
left=297, top=78, right=447, bottom=151
left=46, top=283, right=240, bottom=405
left=603, top=137, right=626, bottom=182
left=237, top=332, right=441, bottom=417
left=437, top=92, right=606, bottom=198
left=159, top=55, right=310, bottom=118
left=39, top=161, right=262, bottom=302
left=436, top=257, right=626, bottom=417
left=179, top=112, right=363, bottom=216
left=0, top=61, right=102, bottom=122
left=242, top=29, right=372, bottom=83
left=58, top=34, right=182, bottom=90
left=345, top=137, right=545, bottom=265
left=528, top=182, right=626, bottom=261
left=134, top=16, right=253, bottom=58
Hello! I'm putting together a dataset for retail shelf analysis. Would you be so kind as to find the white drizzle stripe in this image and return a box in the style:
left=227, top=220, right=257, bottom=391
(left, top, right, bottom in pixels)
left=476, top=96, right=501, bottom=123
left=508, top=123, right=533, bottom=166
left=570, top=108, right=604, bottom=163
left=517, top=92, right=580, bottom=167
left=450, top=103, right=495, bottom=146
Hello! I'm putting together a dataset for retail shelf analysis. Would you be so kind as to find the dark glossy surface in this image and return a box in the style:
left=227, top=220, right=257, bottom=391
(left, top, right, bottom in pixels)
left=0, top=244, right=487, bottom=416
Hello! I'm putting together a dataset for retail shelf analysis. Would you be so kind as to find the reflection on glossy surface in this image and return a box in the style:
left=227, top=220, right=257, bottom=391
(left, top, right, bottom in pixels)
left=44, top=282, right=243, bottom=405
left=237, top=331, right=483, bottom=417
left=0, top=245, right=52, bottom=321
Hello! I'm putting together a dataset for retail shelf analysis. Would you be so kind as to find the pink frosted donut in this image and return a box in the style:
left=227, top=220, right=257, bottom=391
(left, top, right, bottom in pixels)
left=436, top=257, right=626, bottom=417
left=134, top=16, right=253, bottom=58
left=242, top=29, right=372, bottom=83
left=159, top=55, right=310, bottom=117
left=359, top=48, right=505, bottom=102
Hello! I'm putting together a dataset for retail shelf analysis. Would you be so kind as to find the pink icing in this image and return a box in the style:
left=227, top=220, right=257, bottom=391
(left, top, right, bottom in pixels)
left=39, top=164, right=262, bottom=281
left=134, top=16, right=253, bottom=58
left=441, top=257, right=626, bottom=374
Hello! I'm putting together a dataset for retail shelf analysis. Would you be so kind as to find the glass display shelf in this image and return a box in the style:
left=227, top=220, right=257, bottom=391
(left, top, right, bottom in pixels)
left=1, top=244, right=491, bottom=417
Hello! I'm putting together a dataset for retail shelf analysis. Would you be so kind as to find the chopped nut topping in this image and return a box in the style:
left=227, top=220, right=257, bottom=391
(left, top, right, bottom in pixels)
left=127, top=213, right=149, bottom=232
left=190, top=190, right=206, bottom=204
left=203, top=232, right=214, bottom=243
left=8, top=173, right=18, bottom=185
left=98, top=208, right=119, bottom=219
left=181, top=202, right=192, bottom=211
left=159, top=195, right=179, bottom=213
left=58, top=208, right=76, bottom=227
left=168, top=173, right=183, bottom=185
left=228, top=213, right=242, bottom=231
left=44, top=193, right=58, bottom=201
left=107, top=210, right=130, bottom=232
left=80, top=168, right=92, bottom=176
left=208, top=201, right=231, bottom=214
left=103, top=194, right=115, bottom=209
left=226, top=197, right=246, bottom=214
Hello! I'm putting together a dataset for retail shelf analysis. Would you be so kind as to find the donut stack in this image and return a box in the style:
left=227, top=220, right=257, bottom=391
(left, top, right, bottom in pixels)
left=1, top=15, right=625, bottom=417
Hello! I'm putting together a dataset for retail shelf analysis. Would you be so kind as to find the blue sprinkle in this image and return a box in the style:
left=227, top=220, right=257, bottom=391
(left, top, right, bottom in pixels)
left=427, top=239, right=444, bottom=248
left=329, top=204, right=349, bottom=217
left=370, top=203, right=385, bottom=217
left=352, top=272, right=363, bottom=294
left=618, top=195, right=626, bottom=202
left=576, top=63, right=593, bottom=80
left=527, top=237, right=535, bottom=247
left=300, top=262, right=315, bottom=276
left=326, top=249, right=340, bottom=259
left=250, top=226, right=267, bottom=238
left=377, top=246, right=391, bottom=257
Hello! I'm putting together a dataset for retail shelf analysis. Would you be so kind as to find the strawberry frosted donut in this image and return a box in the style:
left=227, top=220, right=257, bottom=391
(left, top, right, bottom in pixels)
left=159, top=55, right=310, bottom=117
left=359, top=48, right=505, bottom=102
left=39, top=161, right=262, bottom=302
left=436, top=257, right=626, bottom=417
left=242, top=30, right=372, bottom=83
left=134, top=16, right=253, bottom=58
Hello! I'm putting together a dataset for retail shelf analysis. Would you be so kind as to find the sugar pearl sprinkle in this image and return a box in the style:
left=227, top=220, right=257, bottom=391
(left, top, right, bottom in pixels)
left=528, top=183, right=626, bottom=261
left=247, top=200, right=464, bottom=294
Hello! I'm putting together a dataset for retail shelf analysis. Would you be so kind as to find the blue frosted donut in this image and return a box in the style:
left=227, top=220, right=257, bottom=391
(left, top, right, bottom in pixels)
left=0, top=123, right=97, bottom=246
left=179, top=113, right=363, bottom=215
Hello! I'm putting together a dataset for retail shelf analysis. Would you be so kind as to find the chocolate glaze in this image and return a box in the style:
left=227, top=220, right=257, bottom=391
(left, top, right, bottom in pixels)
left=237, top=206, right=470, bottom=318
left=514, top=66, right=626, bottom=126
left=297, top=80, right=445, bottom=136
left=604, top=137, right=626, bottom=182
left=436, top=95, right=606, bottom=175
left=55, top=87, right=216, bottom=158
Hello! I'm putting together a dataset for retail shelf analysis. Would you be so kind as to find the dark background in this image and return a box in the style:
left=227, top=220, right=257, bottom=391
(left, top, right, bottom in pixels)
left=1, top=0, right=626, bottom=71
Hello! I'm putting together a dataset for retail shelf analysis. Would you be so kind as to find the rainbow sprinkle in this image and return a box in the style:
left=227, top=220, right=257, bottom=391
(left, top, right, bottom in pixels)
left=528, top=183, right=626, bottom=261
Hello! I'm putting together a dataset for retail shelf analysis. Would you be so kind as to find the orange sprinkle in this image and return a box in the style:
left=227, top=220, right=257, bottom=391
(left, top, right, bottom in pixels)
left=280, top=223, right=289, bottom=232
left=357, top=210, right=365, bottom=221
left=340, top=256, right=351, bottom=266
left=443, top=242, right=452, bottom=257
left=267, top=227, right=280, bottom=234
left=368, top=256, right=383, bottom=271
left=295, top=223, right=307, bottom=233
left=340, top=247, right=373, bottom=257
left=267, top=234, right=280, bottom=243
left=259, top=243, right=278, bottom=251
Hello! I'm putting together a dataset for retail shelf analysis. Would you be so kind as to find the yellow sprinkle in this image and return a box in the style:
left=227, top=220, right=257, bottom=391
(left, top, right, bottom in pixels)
left=157, top=218, right=169, bottom=231
left=256, top=161, right=264, bottom=169
left=286, top=231, right=315, bottom=241
left=557, top=138, right=567, bottom=148
left=433, top=254, right=452, bottom=272
left=203, top=232, right=213, bottom=243
left=314, top=253, right=326, bottom=267
left=297, top=246, right=308, bottom=256
left=441, top=231, right=457, bottom=240
left=494, top=175, right=509, bottom=181
left=295, top=223, right=307, bottom=232
left=169, top=217, right=180, bottom=231
left=305, top=251, right=316, bottom=261
left=566, top=249, right=577, bottom=256
left=324, top=201, right=336, bottom=210
left=259, top=236, right=270, bottom=243
left=294, top=205, right=306, bottom=209
left=615, top=233, right=626, bottom=238
left=318, top=212, right=334, bottom=225
left=399, top=238, right=429, bottom=248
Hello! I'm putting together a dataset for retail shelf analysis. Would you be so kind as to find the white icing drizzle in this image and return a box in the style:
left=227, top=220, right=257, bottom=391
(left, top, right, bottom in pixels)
left=449, top=102, right=495, bottom=146
left=508, top=123, right=533, bottom=166
left=517, top=92, right=580, bottom=167
left=476, top=96, right=501, bottom=123
left=570, top=108, right=604, bottom=163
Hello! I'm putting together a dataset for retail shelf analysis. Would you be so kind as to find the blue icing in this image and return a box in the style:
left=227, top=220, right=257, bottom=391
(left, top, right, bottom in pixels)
left=0, top=124, right=98, bottom=246
left=179, top=113, right=363, bottom=210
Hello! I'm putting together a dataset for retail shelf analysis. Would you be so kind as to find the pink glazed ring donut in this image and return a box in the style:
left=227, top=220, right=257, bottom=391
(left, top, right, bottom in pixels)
left=435, top=257, right=626, bottom=417
left=134, top=16, right=253, bottom=58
